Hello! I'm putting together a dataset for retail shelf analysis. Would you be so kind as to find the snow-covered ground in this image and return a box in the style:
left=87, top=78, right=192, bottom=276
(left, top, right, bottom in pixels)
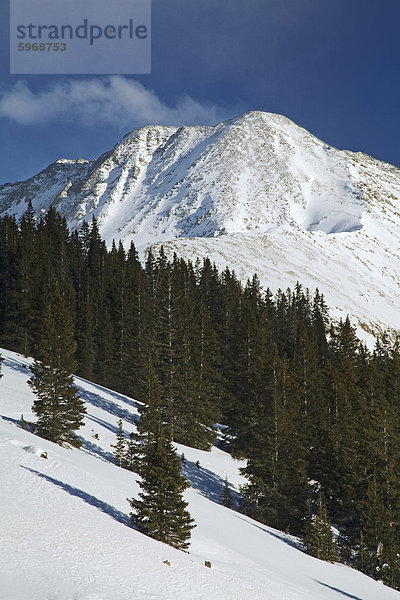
left=1, top=347, right=400, bottom=600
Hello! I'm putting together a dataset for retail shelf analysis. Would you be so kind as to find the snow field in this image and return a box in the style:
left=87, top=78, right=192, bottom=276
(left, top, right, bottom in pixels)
left=1, top=347, right=400, bottom=599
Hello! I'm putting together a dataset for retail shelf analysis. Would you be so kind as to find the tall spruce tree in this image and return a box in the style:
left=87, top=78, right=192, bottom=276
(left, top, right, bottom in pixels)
left=128, top=427, right=195, bottom=551
left=358, top=474, right=394, bottom=580
left=222, top=476, right=233, bottom=508
left=303, top=494, right=337, bottom=562
left=128, top=376, right=195, bottom=551
left=239, top=347, right=308, bottom=535
left=124, top=430, right=143, bottom=472
left=28, top=289, right=85, bottom=447
left=111, top=418, right=127, bottom=467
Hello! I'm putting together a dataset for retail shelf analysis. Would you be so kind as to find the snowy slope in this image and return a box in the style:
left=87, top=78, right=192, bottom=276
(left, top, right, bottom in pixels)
left=1, top=111, right=400, bottom=339
left=1, top=347, right=400, bottom=600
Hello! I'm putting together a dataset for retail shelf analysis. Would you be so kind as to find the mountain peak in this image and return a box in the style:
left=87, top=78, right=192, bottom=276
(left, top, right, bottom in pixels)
left=0, top=111, right=400, bottom=340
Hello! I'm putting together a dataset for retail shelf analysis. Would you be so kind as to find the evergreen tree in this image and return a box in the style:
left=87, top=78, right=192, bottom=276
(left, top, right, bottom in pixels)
left=7, top=203, right=38, bottom=355
left=358, top=474, right=394, bottom=579
left=115, top=241, right=145, bottom=398
left=168, top=296, right=219, bottom=449
left=70, top=228, right=95, bottom=381
left=0, top=215, right=19, bottom=343
left=218, top=267, right=243, bottom=423
left=111, top=418, right=127, bottom=467
left=135, top=351, right=164, bottom=438
left=124, top=430, right=143, bottom=472
left=239, top=348, right=308, bottom=535
left=128, top=388, right=195, bottom=550
left=105, top=240, right=127, bottom=390
left=310, top=289, right=329, bottom=363
left=5, top=203, right=400, bottom=589
left=222, top=476, right=233, bottom=508
left=28, top=290, right=85, bottom=447
left=150, top=253, right=219, bottom=449
left=84, top=217, right=108, bottom=386
left=76, top=270, right=95, bottom=380
left=303, top=494, right=337, bottom=562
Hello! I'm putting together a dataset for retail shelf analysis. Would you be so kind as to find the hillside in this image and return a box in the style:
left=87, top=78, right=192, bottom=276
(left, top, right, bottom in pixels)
left=1, top=347, right=400, bottom=600
left=1, top=111, right=400, bottom=340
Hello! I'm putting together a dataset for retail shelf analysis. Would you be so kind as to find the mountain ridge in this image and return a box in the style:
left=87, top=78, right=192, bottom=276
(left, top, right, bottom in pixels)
left=1, top=110, right=400, bottom=341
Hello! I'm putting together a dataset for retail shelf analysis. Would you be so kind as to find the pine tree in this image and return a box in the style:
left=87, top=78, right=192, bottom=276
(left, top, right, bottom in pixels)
left=124, top=430, right=143, bottom=472
left=168, top=296, right=219, bottom=449
left=222, top=476, right=233, bottom=508
left=7, top=203, right=38, bottom=355
left=0, top=215, right=19, bottom=344
left=239, top=348, right=308, bottom=535
left=75, top=251, right=96, bottom=381
left=28, top=289, right=85, bottom=447
left=303, top=494, right=337, bottom=562
left=85, top=217, right=109, bottom=386
left=128, top=397, right=195, bottom=550
left=135, top=351, right=163, bottom=438
left=149, top=253, right=219, bottom=450
left=311, top=289, right=329, bottom=367
left=111, top=418, right=127, bottom=467
left=358, top=474, right=397, bottom=582
left=129, top=358, right=195, bottom=550
left=324, top=319, right=365, bottom=557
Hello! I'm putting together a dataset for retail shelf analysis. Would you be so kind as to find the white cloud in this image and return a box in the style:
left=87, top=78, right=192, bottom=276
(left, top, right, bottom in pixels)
left=0, top=77, right=228, bottom=128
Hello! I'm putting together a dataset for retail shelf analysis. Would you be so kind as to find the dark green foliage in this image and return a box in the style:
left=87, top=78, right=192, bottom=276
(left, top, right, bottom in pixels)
left=239, top=349, right=308, bottom=535
left=148, top=253, right=220, bottom=450
left=28, top=290, right=85, bottom=447
left=128, top=430, right=195, bottom=551
left=222, top=476, right=233, bottom=508
left=4, top=205, right=400, bottom=589
left=111, top=418, right=127, bottom=467
left=135, top=351, right=163, bottom=439
left=128, top=384, right=195, bottom=551
left=112, top=419, right=143, bottom=472
left=125, top=430, right=143, bottom=472
left=355, top=473, right=400, bottom=589
left=304, top=494, right=337, bottom=562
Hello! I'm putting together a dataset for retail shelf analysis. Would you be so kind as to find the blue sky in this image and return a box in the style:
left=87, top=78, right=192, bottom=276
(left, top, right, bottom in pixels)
left=1, top=0, right=400, bottom=184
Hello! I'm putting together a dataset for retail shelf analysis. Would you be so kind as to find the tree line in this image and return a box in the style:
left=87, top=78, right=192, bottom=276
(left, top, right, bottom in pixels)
left=1, top=204, right=400, bottom=587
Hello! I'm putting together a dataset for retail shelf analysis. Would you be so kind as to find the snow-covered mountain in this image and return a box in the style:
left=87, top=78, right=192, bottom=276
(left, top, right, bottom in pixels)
left=2, top=111, right=400, bottom=340
left=2, top=346, right=400, bottom=600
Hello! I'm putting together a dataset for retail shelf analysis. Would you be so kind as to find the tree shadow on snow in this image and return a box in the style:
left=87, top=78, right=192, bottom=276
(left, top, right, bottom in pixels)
left=2, top=355, right=31, bottom=375
left=315, top=581, right=365, bottom=600
left=79, top=437, right=115, bottom=463
left=234, top=515, right=302, bottom=550
left=182, top=459, right=240, bottom=506
left=76, top=378, right=139, bottom=411
left=21, top=466, right=131, bottom=526
left=1, top=415, right=22, bottom=426
left=77, top=387, right=138, bottom=426
left=86, top=413, right=132, bottom=436
left=1, top=415, right=36, bottom=435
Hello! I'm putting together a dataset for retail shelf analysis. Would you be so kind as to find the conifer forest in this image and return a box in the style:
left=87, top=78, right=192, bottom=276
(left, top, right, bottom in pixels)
left=1, top=205, right=400, bottom=588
